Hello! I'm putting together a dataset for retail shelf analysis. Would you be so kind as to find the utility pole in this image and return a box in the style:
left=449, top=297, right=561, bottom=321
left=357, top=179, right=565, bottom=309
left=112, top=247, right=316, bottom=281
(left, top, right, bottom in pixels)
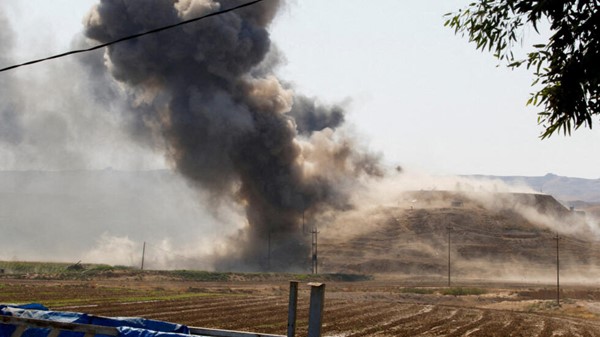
left=312, top=227, right=319, bottom=274
left=141, top=241, right=146, bottom=270
left=555, top=233, right=561, bottom=307
left=447, top=226, right=452, bottom=287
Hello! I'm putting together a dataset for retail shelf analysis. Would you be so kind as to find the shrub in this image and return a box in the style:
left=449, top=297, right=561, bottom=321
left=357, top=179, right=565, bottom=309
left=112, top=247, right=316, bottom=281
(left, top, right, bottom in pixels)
left=441, top=287, right=486, bottom=296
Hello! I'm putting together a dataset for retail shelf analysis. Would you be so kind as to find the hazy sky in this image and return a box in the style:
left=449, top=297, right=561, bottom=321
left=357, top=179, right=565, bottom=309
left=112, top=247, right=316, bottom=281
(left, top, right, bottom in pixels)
left=2, top=0, right=599, bottom=179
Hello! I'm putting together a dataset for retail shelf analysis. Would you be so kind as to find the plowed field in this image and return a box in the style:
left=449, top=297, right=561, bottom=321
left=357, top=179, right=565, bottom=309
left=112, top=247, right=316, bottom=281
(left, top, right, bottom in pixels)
left=2, top=277, right=600, bottom=336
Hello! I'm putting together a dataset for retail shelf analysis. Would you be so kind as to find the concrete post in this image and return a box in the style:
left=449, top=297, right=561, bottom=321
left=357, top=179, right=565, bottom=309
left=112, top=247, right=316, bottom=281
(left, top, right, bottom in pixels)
left=307, top=283, right=325, bottom=337
left=286, top=281, right=298, bottom=337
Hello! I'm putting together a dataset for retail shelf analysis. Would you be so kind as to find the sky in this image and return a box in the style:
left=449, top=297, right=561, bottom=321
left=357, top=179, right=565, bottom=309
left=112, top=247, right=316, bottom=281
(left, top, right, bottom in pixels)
left=2, top=0, right=599, bottom=179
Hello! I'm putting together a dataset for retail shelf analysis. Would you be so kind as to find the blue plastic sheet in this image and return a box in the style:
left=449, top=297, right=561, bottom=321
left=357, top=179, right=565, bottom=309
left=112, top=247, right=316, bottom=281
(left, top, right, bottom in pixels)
left=0, top=304, right=199, bottom=337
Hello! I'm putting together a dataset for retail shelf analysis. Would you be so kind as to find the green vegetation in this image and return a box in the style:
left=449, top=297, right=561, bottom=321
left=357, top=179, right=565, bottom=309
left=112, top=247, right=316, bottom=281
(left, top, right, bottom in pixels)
left=326, top=274, right=373, bottom=282
left=0, top=260, right=372, bottom=283
left=164, top=270, right=372, bottom=283
left=400, top=287, right=436, bottom=295
left=446, top=0, right=600, bottom=138
left=81, top=264, right=135, bottom=276
left=169, top=270, right=230, bottom=282
left=441, top=287, right=487, bottom=296
left=0, top=261, right=72, bottom=274
left=526, top=300, right=561, bottom=312
left=397, top=287, right=484, bottom=296
left=0, top=261, right=136, bottom=280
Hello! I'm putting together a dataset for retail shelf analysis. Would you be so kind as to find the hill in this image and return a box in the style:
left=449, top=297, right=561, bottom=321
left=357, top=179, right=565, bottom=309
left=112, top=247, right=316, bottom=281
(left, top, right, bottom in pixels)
left=319, top=190, right=600, bottom=282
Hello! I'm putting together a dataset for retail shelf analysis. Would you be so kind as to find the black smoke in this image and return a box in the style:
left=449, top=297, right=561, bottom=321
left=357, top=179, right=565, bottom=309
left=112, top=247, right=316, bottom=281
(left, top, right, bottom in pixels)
left=289, top=95, right=345, bottom=135
left=83, top=0, right=381, bottom=271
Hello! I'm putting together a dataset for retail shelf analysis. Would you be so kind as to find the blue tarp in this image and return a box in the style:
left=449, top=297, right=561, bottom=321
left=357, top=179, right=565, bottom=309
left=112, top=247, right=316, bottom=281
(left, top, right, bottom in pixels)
left=0, top=304, right=199, bottom=337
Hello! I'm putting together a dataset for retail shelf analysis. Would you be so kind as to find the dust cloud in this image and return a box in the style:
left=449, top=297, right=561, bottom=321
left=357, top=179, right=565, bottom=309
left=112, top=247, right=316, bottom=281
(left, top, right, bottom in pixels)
left=1, top=1, right=598, bottom=279
left=317, top=169, right=600, bottom=283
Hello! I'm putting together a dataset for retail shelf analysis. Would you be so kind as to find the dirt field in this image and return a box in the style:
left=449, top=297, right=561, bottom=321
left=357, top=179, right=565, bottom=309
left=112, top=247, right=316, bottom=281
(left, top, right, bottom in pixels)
left=2, top=274, right=600, bottom=336
left=3, top=191, right=600, bottom=336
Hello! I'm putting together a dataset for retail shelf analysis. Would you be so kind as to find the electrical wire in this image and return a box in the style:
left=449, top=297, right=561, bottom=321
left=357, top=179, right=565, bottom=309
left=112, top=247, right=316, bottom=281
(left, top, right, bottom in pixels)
left=0, top=0, right=264, bottom=73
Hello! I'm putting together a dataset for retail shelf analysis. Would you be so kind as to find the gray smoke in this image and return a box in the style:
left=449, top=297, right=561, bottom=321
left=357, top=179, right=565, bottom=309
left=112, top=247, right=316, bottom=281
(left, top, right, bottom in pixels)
left=0, top=13, right=84, bottom=169
left=0, top=13, right=23, bottom=146
left=83, top=0, right=381, bottom=271
left=288, top=95, right=345, bottom=135
left=0, top=8, right=131, bottom=171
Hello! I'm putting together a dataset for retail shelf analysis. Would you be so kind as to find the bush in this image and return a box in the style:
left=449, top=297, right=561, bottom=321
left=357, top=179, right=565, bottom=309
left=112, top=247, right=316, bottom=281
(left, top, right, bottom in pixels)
left=400, top=287, right=435, bottom=295
left=441, top=287, right=486, bottom=296
left=171, top=270, right=230, bottom=282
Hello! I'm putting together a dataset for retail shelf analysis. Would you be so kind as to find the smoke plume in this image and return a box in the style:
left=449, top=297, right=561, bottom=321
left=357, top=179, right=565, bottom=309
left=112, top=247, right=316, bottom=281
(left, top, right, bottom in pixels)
left=82, top=0, right=381, bottom=271
left=0, top=12, right=23, bottom=147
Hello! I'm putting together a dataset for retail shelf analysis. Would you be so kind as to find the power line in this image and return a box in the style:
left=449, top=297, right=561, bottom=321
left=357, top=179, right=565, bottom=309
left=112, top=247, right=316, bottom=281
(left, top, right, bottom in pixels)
left=0, top=0, right=264, bottom=73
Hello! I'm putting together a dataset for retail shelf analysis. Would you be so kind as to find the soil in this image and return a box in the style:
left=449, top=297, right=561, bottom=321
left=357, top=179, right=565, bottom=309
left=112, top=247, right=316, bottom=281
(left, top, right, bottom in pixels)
left=318, top=192, right=600, bottom=279
left=2, top=276, right=600, bottom=336
left=3, top=192, right=600, bottom=335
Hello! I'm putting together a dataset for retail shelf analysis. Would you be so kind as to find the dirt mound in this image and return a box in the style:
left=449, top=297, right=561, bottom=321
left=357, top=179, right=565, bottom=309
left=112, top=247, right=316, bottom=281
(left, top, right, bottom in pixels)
left=319, top=191, right=600, bottom=278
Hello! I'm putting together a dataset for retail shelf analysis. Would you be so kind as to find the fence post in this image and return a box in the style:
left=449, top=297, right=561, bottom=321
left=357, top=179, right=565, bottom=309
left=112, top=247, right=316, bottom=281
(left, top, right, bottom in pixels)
left=287, top=281, right=298, bottom=337
left=307, top=283, right=325, bottom=337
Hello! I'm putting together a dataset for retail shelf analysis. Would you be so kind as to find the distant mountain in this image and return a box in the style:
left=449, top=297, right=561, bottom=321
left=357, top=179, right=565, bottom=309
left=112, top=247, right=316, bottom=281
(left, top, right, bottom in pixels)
left=466, top=173, right=600, bottom=204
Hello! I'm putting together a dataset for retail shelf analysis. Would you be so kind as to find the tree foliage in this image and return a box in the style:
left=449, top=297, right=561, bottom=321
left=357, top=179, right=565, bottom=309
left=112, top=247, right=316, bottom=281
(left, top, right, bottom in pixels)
left=445, top=0, right=600, bottom=138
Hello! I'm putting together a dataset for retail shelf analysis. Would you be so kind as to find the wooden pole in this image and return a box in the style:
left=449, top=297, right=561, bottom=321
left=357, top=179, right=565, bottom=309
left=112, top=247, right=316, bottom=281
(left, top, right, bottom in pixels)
left=307, top=283, right=325, bottom=337
left=287, top=281, right=298, bottom=337
left=315, top=229, right=318, bottom=274
left=556, top=233, right=560, bottom=307
left=141, top=241, right=146, bottom=270
left=312, top=228, right=319, bottom=274
left=447, top=227, right=452, bottom=287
